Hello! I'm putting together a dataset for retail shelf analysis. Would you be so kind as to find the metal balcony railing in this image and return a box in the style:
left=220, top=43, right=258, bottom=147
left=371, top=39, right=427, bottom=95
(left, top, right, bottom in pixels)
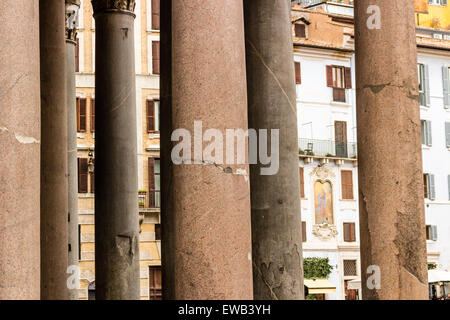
left=299, top=138, right=357, bottom=159
left=138, top=191, right=161, bottom=209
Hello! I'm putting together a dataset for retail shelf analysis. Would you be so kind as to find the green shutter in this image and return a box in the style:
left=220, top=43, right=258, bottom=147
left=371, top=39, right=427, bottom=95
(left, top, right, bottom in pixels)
left=446, top=122, right=450, bottom=147
left=429, top=174, right=436, bottom=201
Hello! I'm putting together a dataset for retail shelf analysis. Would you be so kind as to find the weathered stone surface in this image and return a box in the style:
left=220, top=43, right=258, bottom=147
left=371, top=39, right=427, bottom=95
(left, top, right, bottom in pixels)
left=162, top=0, right=253, bottom=300
left=244, top=0, right=304, bottom=300
left=40, top=0, right=69, bottom=300
left=93, top=3, right=140, bottom=300
left=66, top=0, right=81, bottom=301
left=354, top=0, right=428, bottom=300
left=0, top=0, right=41, bottom=300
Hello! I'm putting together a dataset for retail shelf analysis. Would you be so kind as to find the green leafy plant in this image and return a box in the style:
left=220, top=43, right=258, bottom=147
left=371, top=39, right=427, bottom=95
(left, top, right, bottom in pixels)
left=306, top=294, right=317, bottom=300
left=299, top=148, right=305, bottom=155
left=303, top=257, right=333, bottom=279
left=326, top=153, right=334, bottom=158
left=428, top=263, right=437, bottom=270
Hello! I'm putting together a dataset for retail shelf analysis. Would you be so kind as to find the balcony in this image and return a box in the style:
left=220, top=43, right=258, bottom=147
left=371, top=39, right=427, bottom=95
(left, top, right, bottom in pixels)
left=138, top=190, right=161, bottom=213
left=299, top=138, right=357, bottom=159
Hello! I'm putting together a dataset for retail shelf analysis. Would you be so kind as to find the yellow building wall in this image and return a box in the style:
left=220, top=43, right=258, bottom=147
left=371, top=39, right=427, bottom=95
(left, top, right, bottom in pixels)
left=76, top=0, right=161, bottom=300
left=416, top=3, right=450, bottom=30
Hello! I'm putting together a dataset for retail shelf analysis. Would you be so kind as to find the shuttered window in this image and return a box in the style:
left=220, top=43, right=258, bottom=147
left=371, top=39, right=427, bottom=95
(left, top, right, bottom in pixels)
left=295, top=24, right=306, bottom=38
left=424, top=173, right=436, bottom=200
left=90, top=98, right=95, bottom=132
left=155, top=224, right=161, bottom=241
left=149, top=158, right=161, bottom=208
left=90, top=159, right=95, bottom=194
left=445, top=122, right=450, bottom=147
left=299, top=167, right=305, bottom=198
left=151, top=0, right=160, bottom=30
left=426, top=225, right=438, bottom=241
left=302, top=221, right=307, bottom=243
left=147, top=100, right=159, bottom=132
left=327, top=65, right=351, bottom=102
left=295, top=62, right=301, bottom=84
left=149, top=266, right=162, bottom=300
left=343, top=222, right=356, bottom=242
left=448, top=175, right=450, bottom=201
left=152, top=41, right=160, bottom=75
left=77, top=98, right=87, bottom=132
left=418, top=63, right=430, bottom=106
left=78, top=158, right=88, bottom=193
left=443, top=66, right=450, bottom=109
left=341, top=170, right=354, bottom=200
left=421, top=120, right=432, bottom=146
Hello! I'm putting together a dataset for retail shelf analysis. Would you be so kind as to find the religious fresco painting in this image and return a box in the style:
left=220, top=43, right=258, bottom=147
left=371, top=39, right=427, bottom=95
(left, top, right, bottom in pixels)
left=314, top=180, right=333, bottom=225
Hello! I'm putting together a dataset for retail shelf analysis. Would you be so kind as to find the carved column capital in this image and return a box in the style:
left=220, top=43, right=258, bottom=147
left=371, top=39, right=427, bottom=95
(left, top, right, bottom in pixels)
left=91, top=0, right=136, bottom=16
left=65, top=0, right=80, bottom=43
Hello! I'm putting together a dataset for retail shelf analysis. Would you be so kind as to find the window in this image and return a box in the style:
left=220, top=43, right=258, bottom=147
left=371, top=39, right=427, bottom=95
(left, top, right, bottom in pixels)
left=78, top=158, right=88, bottom=193
left=341, top=170, right=353, bottom=199
left=427, top=0, right=447, bottom=6
left=443, top=66, right=450, bottom=109
left=78, top=224, right=81, bottom=260
left=418, top=63, right=430, bottom=106
left=147, top=100, right=160, bottom=132
left=90, top=98, right=95, bottom=133
left=423, top=173, right=436, bottom=200
left=326, top=65, right=351, bottom=102
left=152, top=41, right=160, bottom=75
left=149, top=158, right=161, bottom=208
left=335, top=121, right=348, bottom=158
left=295, top=24, right=306, bottom=38
left=155, top=223, right=161, bottom=241
left=302, top=221, right=306, bottom=243
left=445, top=122, right=450, bottom=147
left=77, top=97, right=87, bottom=132
left=448, top=175, right=450, bottom=201
left=421, top=120, right=432, bottom=146
left=88, top=281, right=95, bottom=300
left=295, top=62, right=301, bottom=84
left=343, top=260, right=357, bottom=276
left=299, top=167, right=305, bottom=198
left=151, top=0, right=160, bottom=30
left=343, top=223, right=356, bottom=242
left=149, top=266, right=162, bottom=300
left=426, top=225, right=438, bottom=241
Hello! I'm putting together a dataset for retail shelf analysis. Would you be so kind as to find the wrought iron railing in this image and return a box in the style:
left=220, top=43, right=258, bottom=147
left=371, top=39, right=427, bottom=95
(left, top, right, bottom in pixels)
left=138, top=191, right=161, bottom=209
left=298, top=138, right=357, bottom=159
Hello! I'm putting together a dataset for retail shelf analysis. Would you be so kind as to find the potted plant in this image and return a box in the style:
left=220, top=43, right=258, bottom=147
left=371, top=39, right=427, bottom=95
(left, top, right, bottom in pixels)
left=138, top=202, right=145, bottom=208
left=138, top=189, right=147, bottom=195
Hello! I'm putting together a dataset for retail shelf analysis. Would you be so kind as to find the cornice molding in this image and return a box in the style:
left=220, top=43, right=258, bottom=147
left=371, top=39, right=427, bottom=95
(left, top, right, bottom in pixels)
left=91, top=0, right=136, bottom=15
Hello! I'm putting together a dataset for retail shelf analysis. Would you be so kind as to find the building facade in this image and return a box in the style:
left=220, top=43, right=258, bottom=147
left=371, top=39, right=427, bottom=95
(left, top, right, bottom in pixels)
left=75, top=0, right=161, bottom=300
left=293, top=4, right=450, bottom=299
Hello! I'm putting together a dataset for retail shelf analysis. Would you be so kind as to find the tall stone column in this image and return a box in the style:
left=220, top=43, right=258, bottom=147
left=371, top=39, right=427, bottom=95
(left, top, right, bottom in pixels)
left=244, top=0, right=304, bottom=300
left=165, top=0, right=253, bottom=299
left=0, top=0, right=41, bottom=300
left=160, top=0, right=174, bottom=300
left=65, top=0, right=81, bottom=300
left=354, top=0, right=428, bottom=299
left=91, top=0, right=140, bottom=300
left=40, top=0, right=69, bottom=300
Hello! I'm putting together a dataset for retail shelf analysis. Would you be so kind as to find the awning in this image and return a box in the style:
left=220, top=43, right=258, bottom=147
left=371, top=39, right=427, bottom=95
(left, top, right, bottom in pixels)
left=304, top=279, right=336, bottom=294
left=428, top=270, right=450, bottom=283
left=347, top=278, right=361, bottom=290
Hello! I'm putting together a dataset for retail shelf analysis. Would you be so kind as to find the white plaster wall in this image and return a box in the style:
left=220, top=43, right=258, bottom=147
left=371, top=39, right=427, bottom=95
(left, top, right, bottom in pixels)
left=418, top=49, right=450, bottom=272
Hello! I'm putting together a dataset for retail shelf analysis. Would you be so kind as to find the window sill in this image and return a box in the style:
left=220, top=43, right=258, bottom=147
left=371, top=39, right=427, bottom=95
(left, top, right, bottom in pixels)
left=422, top=145, right=431, bottom=150
left=340, top=198, right=356, bottom=202
left=330, top=101, right=351, bottom=107
left=77, top=132, right=85, bottom=138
